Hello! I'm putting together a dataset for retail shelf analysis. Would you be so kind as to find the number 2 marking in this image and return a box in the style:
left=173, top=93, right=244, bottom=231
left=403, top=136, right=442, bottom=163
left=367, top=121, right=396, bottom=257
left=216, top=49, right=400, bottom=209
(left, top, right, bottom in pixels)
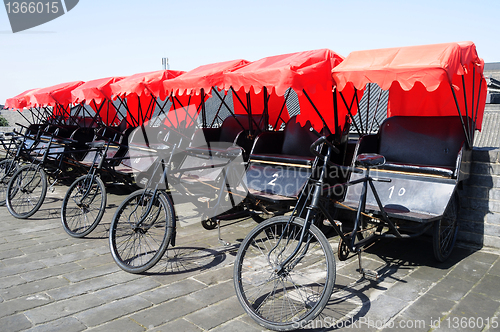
left=268, top=172, right=279, bottom=186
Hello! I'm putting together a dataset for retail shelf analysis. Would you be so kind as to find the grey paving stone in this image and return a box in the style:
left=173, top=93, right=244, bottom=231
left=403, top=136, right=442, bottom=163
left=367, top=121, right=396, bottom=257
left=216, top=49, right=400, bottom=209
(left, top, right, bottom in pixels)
left=46, top=274, right=116, bottom=301
left=21, top=240, right=74, bottom=254
left=23, top=316, right=87, bottom=332
left=407, top=265, right=450, bottom=283
left=185, top=296, right=244, bottom=330
left=188, top=279, right=236, bottom=306
left=94, top=277, right=161, bottom=302
left=192, top=264, right=234, bottom=286
left=399, top=294, right=456, bottom=323
left=24, top=293, right=106, bottom=324
left=102, top=271, right=143, bottom=283
left=0, top=275, right=27, bottom=289
left=138, top=278, right=205, bottom=305
left=0, top=293, right=53, bottom=319
left=38, top=249, right=97, bottom=268
left=74, top=253, right=113, bottom=269
left=210, top=319, right=263, bottom=332
left=0, top=313, right=32, bottom=332
left=150, top=318, right=203, bottom=332
left=471, top=274, right=500, bottom=301
left=20, top=262, right=83, bottom=282
left=129, top=295, right=206, bottom=328
left=1, top=249, right=59, bottom=267
left=0, top=238, right=39, bottom=251
left=489, top=259, right=500, bottom=277
left=0, top=260, right=46, bottom=278
left=85, top=317, right=145, bottom=332
left=382, top=276, right=434, bottom=303
left=63, top=263, right=119, bottom=283
left=0, top=276, right=70, bottom=301
left=427, top=276, right=477, bottom=301
left=436, top=292, right=500, bottom=332
left=74, top=295, right=153, bottom=327
left=446, top=258, right=492, bottom=282
left=361, top=293, right=407, bottom=326
left=0, top=248, right=24, bottom=260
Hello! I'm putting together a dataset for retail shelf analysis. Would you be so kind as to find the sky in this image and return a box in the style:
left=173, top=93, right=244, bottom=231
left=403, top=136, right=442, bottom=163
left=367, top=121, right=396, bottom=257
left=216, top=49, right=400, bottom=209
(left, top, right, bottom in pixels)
left=1, top=0, right=499, bottom=104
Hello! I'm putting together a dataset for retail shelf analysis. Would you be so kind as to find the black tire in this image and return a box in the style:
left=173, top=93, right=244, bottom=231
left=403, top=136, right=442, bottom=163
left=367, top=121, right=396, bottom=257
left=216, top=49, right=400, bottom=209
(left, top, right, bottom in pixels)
left=61, top=175, right=107, bottom=238
left=109, top=189, right=175, bottom=273
left=0, top=159, right=19, bottom=206
left=234, top=216, right=335, bottom=331
left=433, top=191, right=459, bottom=262
left=6, top=164, right=47, bottom=219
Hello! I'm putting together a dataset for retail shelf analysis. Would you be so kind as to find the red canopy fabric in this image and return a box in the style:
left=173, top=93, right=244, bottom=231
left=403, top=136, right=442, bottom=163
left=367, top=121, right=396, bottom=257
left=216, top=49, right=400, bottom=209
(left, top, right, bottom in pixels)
left=108, top=70, right=185, bottom=127
left=71, top=77, right=126, bottom=126
left=332, top=41, right=486, bottom=129
left=222, top=49, right=352, bottom=131
left=163, top=59, right=250, bottom=97
left=109, top=70, right=185, bottom=101
left=72, top=76, right=125, bottom=105
left=27, top=81, right=84, bottom=108
left=222, top=49, right=344, bottom=97
left=5, top=88, right=39, bottom=110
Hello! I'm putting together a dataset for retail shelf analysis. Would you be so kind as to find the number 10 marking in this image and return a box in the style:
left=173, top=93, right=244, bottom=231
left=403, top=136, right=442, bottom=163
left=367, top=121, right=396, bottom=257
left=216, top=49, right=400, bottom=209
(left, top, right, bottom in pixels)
left=388, top=185, right=406, bottom=199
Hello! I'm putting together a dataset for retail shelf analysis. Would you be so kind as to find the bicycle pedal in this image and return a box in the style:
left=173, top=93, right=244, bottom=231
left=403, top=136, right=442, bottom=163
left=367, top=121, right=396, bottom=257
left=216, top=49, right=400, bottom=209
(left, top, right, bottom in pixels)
left=323, top=219, right=342, bottom=229
left=362, top=269, right=379, bottom=281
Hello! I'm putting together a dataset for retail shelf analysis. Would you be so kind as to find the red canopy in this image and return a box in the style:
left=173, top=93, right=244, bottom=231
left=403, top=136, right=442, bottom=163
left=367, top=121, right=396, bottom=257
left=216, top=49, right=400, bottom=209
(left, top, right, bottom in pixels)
left=223, top=49, right=353, bottom=131
left=332, top=42, right=483, bottom=92
left=72, top=76, right=125, bottom=105
left=109, top=70, right=185, bottom=101
left=108, top=70, right=185, bottom=127
left=5, top=88, right=39, bottom=110
left=222, top=49, right=344, bottom=97
left=26, top=81, right=85, bottom=108
left=332, top=42, right=487, bottom=129
left=70, top=77, right=126, bottom=126
left=163, top=59, right=250, bottom=97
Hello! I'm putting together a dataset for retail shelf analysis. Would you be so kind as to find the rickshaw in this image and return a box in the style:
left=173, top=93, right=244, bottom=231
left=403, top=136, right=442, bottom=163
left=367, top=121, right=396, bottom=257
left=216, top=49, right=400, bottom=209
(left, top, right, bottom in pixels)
left=107, top=49, right=359, bottom=274
left=4, top=80, right=103, bottom=218
left=232, top=41, right=487, bottom=331
left=60, top=71, right=186, bottom=237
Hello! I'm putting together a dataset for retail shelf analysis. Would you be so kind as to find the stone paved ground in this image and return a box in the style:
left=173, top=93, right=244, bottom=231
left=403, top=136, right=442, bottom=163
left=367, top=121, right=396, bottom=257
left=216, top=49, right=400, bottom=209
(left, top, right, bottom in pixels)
left=0, top=184, right=500, bottom=332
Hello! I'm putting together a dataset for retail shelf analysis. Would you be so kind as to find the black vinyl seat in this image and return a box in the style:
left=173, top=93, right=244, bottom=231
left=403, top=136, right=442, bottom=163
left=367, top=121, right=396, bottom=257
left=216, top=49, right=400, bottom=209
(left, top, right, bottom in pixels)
left=355, top=116, right=467, bottom=178
left=249, top=116, right=317, bottom=166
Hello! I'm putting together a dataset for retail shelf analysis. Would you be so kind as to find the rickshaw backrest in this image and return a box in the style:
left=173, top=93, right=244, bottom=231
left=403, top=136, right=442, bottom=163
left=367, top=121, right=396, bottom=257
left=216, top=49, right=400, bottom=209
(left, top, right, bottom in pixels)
left=218, top=114, right=267, bottom=143
left=378, top=116, right=466, bottom=167
left=281, top=116, right=317, bottom=157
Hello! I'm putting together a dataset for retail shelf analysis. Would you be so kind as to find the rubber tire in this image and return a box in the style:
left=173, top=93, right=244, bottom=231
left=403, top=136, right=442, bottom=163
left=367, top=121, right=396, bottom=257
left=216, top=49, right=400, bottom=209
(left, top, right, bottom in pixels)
left=433, top=191, right=459, bottom=262
left=0, top=159, right=19, bottom=206
left=61, top=175, right=107, bottom=238
left=109, top=189, right=175, bottom=274
left=6, top=164, right=47, bottom=219
left=234, top=216, right=335, bottom=331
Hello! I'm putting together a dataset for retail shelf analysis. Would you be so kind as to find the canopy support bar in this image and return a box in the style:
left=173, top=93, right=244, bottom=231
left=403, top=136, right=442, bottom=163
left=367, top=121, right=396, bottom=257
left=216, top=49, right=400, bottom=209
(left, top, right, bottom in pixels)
left=302, top=89, right=331, bottom=135
left=450, top=85, right=472, bottom=148
left=339, top=89, right=363, bottom=137
left=274, top=88, right=291, bottom=130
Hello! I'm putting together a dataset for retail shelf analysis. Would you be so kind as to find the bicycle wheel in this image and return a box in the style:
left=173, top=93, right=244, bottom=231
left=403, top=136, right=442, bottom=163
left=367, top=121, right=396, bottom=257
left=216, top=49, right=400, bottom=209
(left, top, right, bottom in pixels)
left=61, top=174, right=107, bottom=238
left=6, top=164, right=47, bottom=219
left=0, top=159, right=19, bottom=206
left=109, top=189, right=175, bottom=273
left=433, top=191, right=459, bottom=262
left=234, top=216, right=335, bottom=331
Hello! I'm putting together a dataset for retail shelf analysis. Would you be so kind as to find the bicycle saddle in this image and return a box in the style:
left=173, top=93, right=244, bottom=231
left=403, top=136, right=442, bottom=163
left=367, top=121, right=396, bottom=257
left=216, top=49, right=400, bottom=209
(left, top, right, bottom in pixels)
left=356, top=153, right=386, bottom=167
